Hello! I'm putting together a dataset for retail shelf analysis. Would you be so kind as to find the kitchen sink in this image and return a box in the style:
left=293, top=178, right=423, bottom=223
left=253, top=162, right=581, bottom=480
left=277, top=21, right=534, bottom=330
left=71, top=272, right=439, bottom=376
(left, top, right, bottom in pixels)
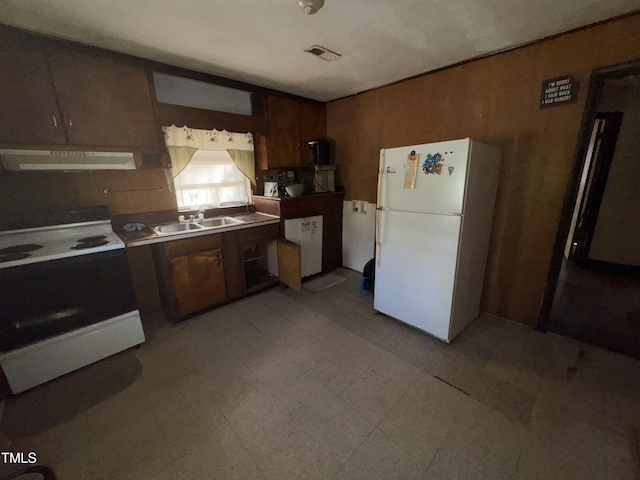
left=152, top=223, right=203, bottom=235
left=152, top=216, right=245, bottom=236
left=198, top=216, right=244, bottom=228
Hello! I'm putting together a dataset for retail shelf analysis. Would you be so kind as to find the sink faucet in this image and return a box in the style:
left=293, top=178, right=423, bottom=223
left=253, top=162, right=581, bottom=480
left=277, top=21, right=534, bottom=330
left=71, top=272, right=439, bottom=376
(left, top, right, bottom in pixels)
left=190, top=209, right=206, bottom=221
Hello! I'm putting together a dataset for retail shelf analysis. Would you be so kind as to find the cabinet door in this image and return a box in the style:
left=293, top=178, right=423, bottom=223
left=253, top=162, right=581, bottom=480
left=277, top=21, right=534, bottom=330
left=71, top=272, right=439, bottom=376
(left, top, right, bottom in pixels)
left=277, top=238, right=301, bottom=291
left=170, top=248, right=227, bottom=317
left=254, top=133, right=269, bottom=171
left=266, top=96, right=300, bottom=167
left=0, top=28, right=66, bottom=145
left=48, top=49, right=160, bottom=148
left=298, top=102, right=326, bottom=166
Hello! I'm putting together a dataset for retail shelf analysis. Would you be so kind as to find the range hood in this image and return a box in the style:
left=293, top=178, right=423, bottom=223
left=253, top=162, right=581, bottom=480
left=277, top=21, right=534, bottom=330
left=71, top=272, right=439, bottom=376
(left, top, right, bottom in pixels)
left=0, top=149, right=136, bottom=171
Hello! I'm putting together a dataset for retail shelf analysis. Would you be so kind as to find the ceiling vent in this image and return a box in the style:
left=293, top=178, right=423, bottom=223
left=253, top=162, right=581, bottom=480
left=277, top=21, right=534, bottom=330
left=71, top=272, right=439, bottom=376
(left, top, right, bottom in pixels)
left=305, top=45, right=341, bottom=62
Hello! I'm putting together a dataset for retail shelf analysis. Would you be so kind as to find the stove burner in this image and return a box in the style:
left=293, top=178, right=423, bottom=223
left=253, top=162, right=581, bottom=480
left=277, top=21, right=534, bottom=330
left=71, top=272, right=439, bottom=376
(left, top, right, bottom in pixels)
left=71, top=240, right=109, bottom=250
left=0, top=244, right=43, bottom=255
left=0, top=253, right=30, bottom=263
left=77, top=235, right=107, bottom=243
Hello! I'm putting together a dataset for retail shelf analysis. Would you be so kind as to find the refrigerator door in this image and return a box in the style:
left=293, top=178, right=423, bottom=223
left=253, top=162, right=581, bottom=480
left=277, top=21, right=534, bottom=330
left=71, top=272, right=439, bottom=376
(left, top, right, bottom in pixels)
left=378, top=138, right=470, bottom=215
left=374, top=209, right=461, bottom=341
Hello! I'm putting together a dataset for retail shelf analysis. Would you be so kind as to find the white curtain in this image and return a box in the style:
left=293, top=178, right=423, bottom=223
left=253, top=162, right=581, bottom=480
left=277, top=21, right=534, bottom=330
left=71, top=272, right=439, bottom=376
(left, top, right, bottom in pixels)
left=162, top=125, right=256, bottom=187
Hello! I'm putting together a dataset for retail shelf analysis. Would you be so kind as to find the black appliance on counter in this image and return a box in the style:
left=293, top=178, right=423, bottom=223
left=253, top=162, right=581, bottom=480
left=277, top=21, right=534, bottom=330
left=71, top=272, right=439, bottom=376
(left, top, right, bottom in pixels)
left=308, top=139, right=330, bottom=165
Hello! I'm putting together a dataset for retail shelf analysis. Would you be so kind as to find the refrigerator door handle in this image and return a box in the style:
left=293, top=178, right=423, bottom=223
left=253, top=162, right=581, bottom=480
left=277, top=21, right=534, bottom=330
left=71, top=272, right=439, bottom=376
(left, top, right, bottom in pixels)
left=377, top=150, right=385, bottom=208
left=376, top=208, right=381, bottom=266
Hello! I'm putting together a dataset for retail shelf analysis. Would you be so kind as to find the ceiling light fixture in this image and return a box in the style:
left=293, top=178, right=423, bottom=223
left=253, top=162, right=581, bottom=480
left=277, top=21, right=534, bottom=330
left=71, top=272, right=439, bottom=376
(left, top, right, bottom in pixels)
left=297, top=0, right=324, bottom=15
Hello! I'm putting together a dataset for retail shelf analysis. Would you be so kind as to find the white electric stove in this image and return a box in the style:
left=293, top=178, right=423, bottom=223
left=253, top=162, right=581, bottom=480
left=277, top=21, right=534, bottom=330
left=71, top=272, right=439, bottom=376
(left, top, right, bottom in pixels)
left=0, top=220, right=125, bottom=269
left=0, top=210, right=145, bottom=394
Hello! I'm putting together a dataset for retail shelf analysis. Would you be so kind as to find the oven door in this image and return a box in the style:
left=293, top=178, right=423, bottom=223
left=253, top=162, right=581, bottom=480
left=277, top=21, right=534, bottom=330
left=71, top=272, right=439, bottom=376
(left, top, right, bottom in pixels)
left=0, top=249, right=137, bottom=352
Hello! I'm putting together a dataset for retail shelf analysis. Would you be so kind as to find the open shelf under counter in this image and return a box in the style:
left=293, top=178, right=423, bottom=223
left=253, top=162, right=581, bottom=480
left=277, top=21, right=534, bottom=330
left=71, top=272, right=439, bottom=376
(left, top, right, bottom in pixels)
left=244, top=264, right=278, bottom=292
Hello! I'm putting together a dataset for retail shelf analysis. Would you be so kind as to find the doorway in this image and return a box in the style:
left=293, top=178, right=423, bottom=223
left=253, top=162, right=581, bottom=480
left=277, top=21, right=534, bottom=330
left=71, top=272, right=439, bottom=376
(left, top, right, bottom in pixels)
left=539, top=60, right=640, bottom=359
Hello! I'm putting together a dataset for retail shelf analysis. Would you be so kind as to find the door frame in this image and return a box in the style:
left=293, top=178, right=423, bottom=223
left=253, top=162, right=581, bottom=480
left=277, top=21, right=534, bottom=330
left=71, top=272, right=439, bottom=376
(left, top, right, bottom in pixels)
left=567, top=111, right=623, bottom=265
left=537, top=58, right=640, bottom=331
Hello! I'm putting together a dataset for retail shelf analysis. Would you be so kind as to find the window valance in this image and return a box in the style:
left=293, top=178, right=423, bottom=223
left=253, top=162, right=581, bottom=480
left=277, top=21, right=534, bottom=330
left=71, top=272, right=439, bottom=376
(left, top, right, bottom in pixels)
left=162, top=125, right=256, bottom=187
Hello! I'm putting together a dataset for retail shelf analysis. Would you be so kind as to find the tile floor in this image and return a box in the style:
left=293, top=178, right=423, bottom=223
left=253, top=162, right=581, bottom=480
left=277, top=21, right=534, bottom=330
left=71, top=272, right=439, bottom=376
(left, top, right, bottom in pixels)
left=1, top=268, right=639, bottom=480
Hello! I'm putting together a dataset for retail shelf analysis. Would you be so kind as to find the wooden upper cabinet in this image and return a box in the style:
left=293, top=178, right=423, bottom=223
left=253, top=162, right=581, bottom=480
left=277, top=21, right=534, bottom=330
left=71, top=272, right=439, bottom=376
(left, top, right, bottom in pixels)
left=298, top=101, right=327, bottom=166
left=254, top=133, right=269, bottom=171
left=266, top=96, right=300, bottom=167
left=263, top=95, right=326, bottom=168
left=0, top=29, right=66, bottom=145
left=48, top=49, right=160, bottom=148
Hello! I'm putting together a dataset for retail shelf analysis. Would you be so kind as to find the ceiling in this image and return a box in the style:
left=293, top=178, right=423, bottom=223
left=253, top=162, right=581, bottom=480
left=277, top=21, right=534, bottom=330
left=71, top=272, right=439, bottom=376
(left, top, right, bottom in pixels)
left=1, top=0, right=638, bottom=102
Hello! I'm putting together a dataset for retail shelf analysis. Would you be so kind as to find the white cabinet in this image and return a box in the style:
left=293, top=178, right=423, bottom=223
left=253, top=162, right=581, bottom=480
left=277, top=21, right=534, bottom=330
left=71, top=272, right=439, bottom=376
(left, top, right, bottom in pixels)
left=285, top=215, right=323, bottom=277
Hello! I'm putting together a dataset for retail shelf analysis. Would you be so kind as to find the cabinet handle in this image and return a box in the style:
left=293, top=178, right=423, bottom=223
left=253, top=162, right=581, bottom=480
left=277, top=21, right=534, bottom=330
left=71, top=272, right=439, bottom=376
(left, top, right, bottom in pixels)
left=68, top=116, right=73, bottom=127
left=52, top=115, right=58, bottom=128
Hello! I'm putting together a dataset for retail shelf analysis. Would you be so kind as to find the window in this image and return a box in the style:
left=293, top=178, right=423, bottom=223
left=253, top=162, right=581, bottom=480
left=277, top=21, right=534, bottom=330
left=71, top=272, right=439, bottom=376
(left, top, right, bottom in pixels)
left=153, top=72, right=253, bottom=115
left=174, top=149, right=251, bottom=210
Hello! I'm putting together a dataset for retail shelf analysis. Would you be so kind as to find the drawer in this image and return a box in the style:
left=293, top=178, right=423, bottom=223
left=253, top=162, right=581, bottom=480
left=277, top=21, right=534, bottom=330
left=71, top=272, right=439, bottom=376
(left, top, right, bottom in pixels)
left=161, top=233, right=223, bottom=258
left=237, top=223, right=280, bottom=243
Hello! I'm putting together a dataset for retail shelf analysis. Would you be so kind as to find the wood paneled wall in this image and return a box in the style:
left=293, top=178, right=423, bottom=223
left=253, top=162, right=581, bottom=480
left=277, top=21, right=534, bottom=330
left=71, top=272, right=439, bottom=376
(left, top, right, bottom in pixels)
left=0, top=169, right=176, bottom=222
left=326, top=14, right=640, bottom=327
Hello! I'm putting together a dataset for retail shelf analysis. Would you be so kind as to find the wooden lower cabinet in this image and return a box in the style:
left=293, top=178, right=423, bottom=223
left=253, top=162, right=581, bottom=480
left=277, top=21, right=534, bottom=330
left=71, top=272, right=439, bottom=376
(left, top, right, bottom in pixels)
left=170, top=249, right=226, bottom=318
left=254, top=192, right=344, bottom=275
left=153, top=233, right=227, bottom=322
left=237, top=224, right=280, bottom=292
left=153, top=224, right=281, bottom=322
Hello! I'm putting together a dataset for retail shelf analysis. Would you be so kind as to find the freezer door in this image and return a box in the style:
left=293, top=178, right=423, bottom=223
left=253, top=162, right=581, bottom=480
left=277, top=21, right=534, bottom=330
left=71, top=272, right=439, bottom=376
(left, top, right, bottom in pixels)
left=374, top=209, right=461, bottom=341
left=378, top=138, right=470, bottom=214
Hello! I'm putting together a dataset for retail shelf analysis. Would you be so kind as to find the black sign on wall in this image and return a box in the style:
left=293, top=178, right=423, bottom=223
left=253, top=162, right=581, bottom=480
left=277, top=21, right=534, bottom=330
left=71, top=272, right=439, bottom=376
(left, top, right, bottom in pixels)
left=539, top=75, right=577, bottom=109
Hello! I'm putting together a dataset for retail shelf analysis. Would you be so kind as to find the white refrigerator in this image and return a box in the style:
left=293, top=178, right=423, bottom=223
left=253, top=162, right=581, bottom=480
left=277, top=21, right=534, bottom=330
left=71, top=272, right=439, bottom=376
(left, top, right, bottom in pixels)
left=374, top=138, right=500, bottom=342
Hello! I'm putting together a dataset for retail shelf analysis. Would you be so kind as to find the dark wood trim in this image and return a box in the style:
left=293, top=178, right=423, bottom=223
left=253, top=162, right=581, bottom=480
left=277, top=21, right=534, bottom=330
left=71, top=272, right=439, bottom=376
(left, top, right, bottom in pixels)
left=537, top=58, right=640, bottom=331
left=588, top=57, right=640, bottom=78
left=155, top=102, right=266, bottom=134
left=329, top=10, right=640, bottom=103
left=221, top=230, right=246, bottom=300
left=145, top=63, right=166, bottom=149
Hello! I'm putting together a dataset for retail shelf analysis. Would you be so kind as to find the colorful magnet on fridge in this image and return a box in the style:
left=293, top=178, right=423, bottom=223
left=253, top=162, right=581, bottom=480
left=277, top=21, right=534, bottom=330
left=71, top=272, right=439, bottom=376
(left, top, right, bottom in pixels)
left=448, top=166, right=455, bottom=176
left=422, top=153, right=444, bottom=175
